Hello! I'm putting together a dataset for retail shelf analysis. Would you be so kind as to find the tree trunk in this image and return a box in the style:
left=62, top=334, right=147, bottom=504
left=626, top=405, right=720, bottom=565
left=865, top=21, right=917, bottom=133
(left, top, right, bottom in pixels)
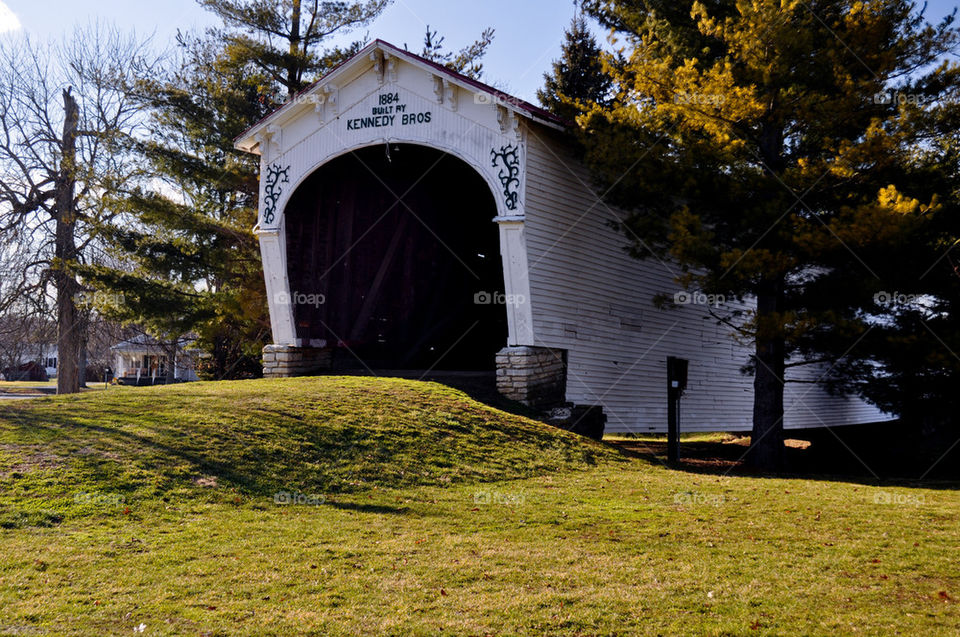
left=77, top=308, right=89, bottom=387
left=55, top=88, right=81, bottom=395
left=78, top=341, right=87, bottom=386
left=748, top=281, right=786, bottom=471
left=165, top=341, right=177, bottom=384
left=214, top=335, right=228, bottom=380
left=287, top=0, right=301, bottom=99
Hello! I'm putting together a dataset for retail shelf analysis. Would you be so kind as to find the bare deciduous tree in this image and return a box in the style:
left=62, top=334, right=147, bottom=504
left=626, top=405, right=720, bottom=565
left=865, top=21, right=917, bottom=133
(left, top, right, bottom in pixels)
left=0, top=24, right=156, bottom=393
left=0, top=309, right=53, bottom=376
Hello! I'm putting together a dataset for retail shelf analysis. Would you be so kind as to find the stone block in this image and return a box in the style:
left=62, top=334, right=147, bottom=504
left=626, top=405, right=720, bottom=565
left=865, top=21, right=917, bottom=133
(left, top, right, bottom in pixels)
left=261, top=345, right=332, bottom=377
left=495, top=345, right=567, bottom=409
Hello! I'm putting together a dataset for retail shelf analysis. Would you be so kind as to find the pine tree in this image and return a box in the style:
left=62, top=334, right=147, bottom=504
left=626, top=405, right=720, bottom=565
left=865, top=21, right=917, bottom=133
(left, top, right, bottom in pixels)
left=82, top=31, right=273, bottom=380
left=578, top=1, right=960, bottom=470
left=418, top=25, right=495, bottom=79
left=200, top=0, right=390, bottom=100
left=831, top=104, right=960, bottom=443
left=537, top=10, right=610, bottom=122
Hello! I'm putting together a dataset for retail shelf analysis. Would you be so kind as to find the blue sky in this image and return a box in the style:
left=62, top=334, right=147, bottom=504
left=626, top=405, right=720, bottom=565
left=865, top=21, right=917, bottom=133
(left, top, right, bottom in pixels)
left=2, top=1, right=959, bottom=102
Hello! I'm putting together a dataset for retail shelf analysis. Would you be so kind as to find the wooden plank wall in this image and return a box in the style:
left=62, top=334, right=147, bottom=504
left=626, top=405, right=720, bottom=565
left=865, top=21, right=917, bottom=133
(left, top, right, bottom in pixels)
left=521, top=124, right=890, bottom=433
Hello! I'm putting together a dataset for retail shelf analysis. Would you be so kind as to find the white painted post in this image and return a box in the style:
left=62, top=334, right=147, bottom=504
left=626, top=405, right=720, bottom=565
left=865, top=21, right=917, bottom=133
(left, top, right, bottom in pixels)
left=256, top=223, right=298, bottom=346
left=496, top=218, right=535, bottom=346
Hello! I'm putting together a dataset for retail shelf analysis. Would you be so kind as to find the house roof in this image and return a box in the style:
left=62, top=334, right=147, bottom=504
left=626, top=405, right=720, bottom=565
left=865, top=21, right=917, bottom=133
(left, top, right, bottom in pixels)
left=235, top=39, right=568, bottom=151
left=111, top=334, right=197, bottom=353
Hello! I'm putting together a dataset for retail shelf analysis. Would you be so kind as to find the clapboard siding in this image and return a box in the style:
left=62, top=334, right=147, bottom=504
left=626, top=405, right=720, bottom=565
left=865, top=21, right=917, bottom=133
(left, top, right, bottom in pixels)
left=522, top=124, right=890, bottom=432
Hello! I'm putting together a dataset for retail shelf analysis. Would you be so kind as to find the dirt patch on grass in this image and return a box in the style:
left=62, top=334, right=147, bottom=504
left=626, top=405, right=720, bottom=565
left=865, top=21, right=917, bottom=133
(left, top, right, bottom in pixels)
left=0, top=444, right=67, bottom=477
left=74, top=446, right=122, bottom=462
left=194, top=475, right=219, bottom=488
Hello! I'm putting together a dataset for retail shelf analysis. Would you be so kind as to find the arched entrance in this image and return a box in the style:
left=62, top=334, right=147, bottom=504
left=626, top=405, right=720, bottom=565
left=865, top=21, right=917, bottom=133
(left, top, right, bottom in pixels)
left=283, top=144, right=507, bottom=370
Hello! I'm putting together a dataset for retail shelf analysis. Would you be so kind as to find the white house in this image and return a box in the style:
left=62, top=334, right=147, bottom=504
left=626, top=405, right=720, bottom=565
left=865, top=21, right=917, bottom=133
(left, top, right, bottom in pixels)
left=234, top=40, right=890, bottom=433
left=112, top=335, right=199, bottom=385
left=30, top=344, right=57, bottom=378
left=5, top=344, right=57, bottom=380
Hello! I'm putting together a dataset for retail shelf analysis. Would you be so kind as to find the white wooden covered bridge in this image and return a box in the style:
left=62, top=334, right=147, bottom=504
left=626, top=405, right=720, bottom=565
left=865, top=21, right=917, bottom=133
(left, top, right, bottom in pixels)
left=235, top=40, right=888, bottom=433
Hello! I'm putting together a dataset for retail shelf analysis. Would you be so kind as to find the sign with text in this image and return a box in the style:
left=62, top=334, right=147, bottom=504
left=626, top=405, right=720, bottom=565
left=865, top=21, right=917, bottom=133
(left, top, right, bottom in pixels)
left=346, top=92, right=433, bottom=131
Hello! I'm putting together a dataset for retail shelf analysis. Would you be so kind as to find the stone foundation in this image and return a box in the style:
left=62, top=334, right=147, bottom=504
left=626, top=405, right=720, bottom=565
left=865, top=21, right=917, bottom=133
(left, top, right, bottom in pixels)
left=546, top=404, right=607, bottom=441
left=495, top=345, right=567, bottom=408
left=262, top=345, right=332, bottom=378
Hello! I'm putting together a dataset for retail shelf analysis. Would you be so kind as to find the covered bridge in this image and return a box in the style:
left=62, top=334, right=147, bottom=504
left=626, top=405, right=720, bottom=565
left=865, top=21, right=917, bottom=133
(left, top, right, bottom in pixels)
left=235, top=40, right=888, bottom=433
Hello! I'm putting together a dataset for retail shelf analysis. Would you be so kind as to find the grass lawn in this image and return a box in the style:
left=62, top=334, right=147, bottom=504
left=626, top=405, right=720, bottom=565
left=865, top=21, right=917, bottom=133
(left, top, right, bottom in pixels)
left=0, top=380, right=111, bottom=396
left=0, top=379, right=57, bottom=385
left=0, top=377, right=956, bottom=636
left=0, top=379, right=58, bottom=392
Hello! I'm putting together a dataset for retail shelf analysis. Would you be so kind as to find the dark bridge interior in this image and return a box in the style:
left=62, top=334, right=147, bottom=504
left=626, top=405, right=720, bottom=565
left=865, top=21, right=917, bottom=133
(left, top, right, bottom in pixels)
left=284, top=144, right=507, bottom=370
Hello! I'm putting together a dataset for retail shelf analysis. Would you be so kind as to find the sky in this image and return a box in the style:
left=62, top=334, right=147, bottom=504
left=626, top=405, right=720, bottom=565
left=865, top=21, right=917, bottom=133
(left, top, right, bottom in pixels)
left=2, top=0, right=959, bottom=103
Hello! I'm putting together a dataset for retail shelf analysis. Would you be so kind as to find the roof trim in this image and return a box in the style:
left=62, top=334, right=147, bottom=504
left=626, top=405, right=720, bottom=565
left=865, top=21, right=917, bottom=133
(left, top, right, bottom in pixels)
left=234, top=39, right=568, bottom=151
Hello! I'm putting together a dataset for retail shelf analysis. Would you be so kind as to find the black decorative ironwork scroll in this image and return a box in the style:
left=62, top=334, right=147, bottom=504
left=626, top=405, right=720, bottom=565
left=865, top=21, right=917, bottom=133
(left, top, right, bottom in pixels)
left=262, top=163, right=290, bottom=225
left=490, top=144, right=520, bottom=211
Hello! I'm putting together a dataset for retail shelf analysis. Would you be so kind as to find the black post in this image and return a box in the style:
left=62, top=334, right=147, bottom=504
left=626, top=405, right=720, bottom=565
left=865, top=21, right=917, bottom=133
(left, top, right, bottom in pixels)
left=667, top=357, right=688, bottom=463
left=667, top=381, right=679, bottom=462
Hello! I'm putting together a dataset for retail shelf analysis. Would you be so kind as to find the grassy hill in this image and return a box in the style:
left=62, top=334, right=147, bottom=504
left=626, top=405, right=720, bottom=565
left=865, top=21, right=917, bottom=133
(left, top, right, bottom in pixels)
left=0, top=376, right=620, bottom=528
left=0, top=378, right=956, bottom=636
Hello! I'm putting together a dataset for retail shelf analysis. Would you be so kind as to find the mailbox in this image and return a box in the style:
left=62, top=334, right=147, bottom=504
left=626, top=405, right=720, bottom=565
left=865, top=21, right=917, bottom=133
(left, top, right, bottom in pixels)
left=667, top=356, right=689, bottom=395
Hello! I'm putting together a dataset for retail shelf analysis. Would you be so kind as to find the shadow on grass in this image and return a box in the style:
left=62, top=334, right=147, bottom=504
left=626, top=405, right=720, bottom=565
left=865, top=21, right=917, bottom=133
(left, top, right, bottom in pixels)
left=0, top=379, right=620, bottom=503
left=610, top=423, right=960, bottom=490
left=4, top=409, right=270, bottom=494
left=324, top=500, right=411, bottom=515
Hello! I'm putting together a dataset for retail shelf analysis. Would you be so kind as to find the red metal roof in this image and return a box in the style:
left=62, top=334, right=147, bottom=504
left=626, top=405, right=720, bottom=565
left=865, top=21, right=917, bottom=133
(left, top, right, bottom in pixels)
left=235, top=39, right=568, bottom=145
